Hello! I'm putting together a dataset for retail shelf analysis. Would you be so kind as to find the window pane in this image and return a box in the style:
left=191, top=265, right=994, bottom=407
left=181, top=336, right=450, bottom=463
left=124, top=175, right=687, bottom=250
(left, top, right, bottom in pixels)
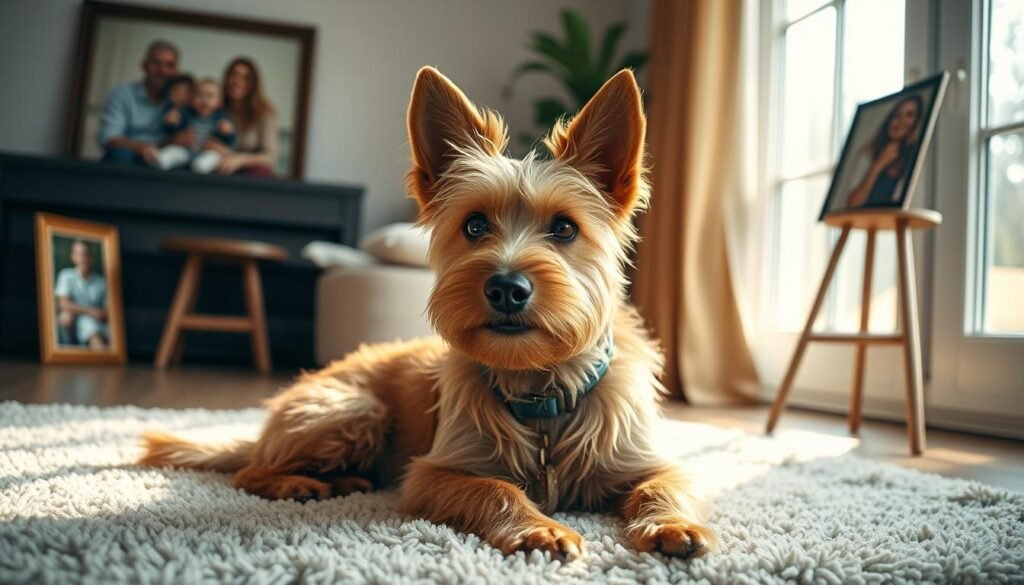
left=786, top=0, right=830, bottom=22
left=780, top=8, right=837, bottom=177
left=773, top=175, right=833, bottom=330
left=828, top=231, right=898, bottom=332
left=841, top=0, right=906, bottom=130
left=987, top=0, right=1024, bottom=126
left=984, top=131, right=1024, bottom=333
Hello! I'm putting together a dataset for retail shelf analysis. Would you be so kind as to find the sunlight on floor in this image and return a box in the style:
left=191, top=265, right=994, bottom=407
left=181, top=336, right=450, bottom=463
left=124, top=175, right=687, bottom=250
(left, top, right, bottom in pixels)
left=918, top=447, right=994, bottom=466
left=655, top=418, right=862, bottom=499
left=657, top=418, right=860, bottom=459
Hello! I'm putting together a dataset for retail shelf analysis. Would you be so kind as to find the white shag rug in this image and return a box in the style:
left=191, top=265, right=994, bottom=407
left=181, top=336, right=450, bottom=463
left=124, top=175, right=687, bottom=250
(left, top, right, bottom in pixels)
left=1, top=402, right=1022, bottom=584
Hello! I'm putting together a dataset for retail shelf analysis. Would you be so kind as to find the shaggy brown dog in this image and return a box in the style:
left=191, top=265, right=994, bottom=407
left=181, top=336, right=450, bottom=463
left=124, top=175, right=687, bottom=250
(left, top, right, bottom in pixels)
left=140, top=67, right=713, bottom=560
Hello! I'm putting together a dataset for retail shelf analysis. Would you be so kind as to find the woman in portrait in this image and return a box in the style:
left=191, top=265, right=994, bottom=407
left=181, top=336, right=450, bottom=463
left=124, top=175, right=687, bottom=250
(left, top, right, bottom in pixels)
left=211, top=57, right=279, bottom=176
left=844, top=94, right=923, bottom=208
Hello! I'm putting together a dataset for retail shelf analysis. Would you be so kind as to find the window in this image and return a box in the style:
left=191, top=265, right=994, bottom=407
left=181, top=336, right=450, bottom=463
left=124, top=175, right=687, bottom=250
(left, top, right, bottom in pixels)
left=769, top=0, right=906, bottom=333
left=976, top=0, right=1024, bottom=334
left=757, top=0, right=1024, bottom=433
left=926, top=0, right=1024, bottom=428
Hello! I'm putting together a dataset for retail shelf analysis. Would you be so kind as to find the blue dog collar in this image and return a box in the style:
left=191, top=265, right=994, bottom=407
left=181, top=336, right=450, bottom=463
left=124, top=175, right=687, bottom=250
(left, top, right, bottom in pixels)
left=491, top=335, right=613, bottom=420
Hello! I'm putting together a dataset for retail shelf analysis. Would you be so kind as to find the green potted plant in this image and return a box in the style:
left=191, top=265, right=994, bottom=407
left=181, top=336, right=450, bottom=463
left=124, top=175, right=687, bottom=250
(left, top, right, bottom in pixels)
left=506, top=9, right=648, bottom=147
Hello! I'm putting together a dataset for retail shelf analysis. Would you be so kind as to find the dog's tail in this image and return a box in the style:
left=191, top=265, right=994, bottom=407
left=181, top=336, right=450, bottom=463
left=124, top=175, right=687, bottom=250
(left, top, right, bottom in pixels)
left=139, top=431, right=254, bottom=473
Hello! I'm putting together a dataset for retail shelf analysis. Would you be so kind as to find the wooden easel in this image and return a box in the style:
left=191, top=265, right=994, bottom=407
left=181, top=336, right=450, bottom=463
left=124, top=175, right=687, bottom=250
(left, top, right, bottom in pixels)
left=765, top=208, right=941, bottom=455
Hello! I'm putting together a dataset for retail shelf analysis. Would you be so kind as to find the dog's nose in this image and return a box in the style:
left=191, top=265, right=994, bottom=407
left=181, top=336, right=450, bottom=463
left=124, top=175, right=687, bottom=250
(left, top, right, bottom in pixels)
left=484, top=272, right=533, bottom=314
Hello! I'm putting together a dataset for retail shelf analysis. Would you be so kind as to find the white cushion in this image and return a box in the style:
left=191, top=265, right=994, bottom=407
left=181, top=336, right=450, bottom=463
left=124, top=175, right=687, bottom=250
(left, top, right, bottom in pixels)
left=359, top=223, right=430, bottom=267
left=301, top=241, right=378, bottom=269
left=315, top=264, right=435, bottom=364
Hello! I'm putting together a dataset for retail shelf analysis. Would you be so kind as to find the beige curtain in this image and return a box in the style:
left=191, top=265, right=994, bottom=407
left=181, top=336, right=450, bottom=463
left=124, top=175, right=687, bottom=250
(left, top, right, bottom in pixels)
left=632, top=0, right=760, bottom=404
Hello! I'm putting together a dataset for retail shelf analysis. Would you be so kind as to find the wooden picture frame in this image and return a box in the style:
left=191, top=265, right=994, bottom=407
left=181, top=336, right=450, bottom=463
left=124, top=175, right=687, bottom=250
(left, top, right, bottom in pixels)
left=819, top=71, right=949, bottom=220
left=35, top=213, right=126, bottom=365
left=64, top=0, right=316, bottom=179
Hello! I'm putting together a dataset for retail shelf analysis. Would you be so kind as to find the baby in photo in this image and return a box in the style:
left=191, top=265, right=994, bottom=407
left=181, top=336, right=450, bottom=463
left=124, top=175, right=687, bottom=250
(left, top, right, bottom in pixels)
left=161, top=74, right=194, bottom=117
left=156, top=77, right=235, bottom=174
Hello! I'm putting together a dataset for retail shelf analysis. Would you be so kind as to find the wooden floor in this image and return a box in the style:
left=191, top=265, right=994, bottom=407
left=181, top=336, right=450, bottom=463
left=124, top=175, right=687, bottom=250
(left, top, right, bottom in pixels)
left=2, top=358, right=1022, bottom=492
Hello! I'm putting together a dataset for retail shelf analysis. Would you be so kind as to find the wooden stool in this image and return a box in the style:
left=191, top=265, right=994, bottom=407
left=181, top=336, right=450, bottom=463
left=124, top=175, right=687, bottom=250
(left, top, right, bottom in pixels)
left=765, top=208, right=942, bottom=455
left=154, top=237, right=287, bottom=374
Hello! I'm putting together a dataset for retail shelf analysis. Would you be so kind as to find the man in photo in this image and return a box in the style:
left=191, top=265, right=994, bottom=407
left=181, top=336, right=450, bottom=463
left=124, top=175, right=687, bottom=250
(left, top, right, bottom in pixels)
left=55, top=239, right=109, bottom=350
left=97, top=39, right=183, bottom=166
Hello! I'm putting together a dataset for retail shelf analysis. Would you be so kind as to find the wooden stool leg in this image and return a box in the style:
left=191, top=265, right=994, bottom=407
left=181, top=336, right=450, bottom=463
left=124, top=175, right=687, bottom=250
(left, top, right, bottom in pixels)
left=767, top=226, right=853, bottom=433
left=155, top=254, right=203, bottom=369
left=171, top=263, right=203, bottom=366
left=243, top=260, right=272, bottom=374
left=849, top=228, right=877, bottom=433
left=895, top=220, right=926, bottom=455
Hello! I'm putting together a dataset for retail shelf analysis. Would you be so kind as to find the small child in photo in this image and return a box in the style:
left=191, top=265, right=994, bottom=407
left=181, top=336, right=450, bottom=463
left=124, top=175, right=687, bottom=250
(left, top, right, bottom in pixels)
left=156, top=77, right=235, bottom=174
left=162, top=74, right=195, bottom=120
left=157, top=74, right=195, bottom=165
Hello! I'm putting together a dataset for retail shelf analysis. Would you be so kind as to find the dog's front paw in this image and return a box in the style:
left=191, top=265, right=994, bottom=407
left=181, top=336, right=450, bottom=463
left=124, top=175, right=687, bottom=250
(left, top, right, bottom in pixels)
left=235, top=471, right=332, bottom=502
left=277, top=476, right=332, bottom=502
left=497, top=522, right=584, bottom=560
left=328, top=476, right=374, bottom=496
left=630, top=522, right=714, bottom=558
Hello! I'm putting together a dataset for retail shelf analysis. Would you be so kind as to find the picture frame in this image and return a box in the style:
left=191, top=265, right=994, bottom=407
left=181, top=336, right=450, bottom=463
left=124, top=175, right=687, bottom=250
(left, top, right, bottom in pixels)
left=819, top=71, right=949, bottom=220
left=64, top=0, right=316, bottom=179
left=34, top=213, right=127, bottom=365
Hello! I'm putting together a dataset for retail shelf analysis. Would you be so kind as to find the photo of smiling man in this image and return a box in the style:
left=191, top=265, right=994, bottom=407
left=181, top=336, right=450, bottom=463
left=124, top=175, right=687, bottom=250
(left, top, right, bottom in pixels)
left=54, top=238, right=110, bottom=350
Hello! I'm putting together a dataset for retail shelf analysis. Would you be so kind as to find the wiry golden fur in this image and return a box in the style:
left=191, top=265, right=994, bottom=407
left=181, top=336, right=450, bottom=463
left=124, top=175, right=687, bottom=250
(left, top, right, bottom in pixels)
left=139, top=67, right=714, bottom=560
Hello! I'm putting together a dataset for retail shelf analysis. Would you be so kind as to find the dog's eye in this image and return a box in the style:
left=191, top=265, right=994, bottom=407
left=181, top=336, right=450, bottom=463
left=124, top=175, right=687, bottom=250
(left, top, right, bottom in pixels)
left=464, top=213, right=490, bottom=240
left=548, top=217, right=578, bottom=242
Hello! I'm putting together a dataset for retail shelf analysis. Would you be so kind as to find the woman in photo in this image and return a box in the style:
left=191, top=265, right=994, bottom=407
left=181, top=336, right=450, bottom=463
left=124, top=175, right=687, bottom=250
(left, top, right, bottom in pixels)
left=845, top=94, right=924, bottom=208
left=209, top=57, right=279, bottom=176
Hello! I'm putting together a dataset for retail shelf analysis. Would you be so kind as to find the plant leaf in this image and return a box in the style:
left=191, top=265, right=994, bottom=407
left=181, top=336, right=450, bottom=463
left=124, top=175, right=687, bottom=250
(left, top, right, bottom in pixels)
left=504, top=61, right=561, bottom=99
left=597, top=22, right=628, bottom=76
left=508, top=13, right=646, bottom=127
left=534, top=97, right=571, bottom=129
left=510, top=61, right=558, bottom=79
left=518, top=130, right=542, bottom=149
left=560, top=9, right=592, bottom=76
left=615, top=51, right=649, bottom=74
left=524, top=32, right=584, bottom=105
left=529, top=32, right=572, bottom=71
left=566, top=77, right=603, bottom=108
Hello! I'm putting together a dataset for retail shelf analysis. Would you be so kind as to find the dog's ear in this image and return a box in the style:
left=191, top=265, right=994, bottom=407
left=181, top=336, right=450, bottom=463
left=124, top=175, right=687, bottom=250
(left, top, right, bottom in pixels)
left=545, top=70, right=647, bottom=216
left=407, top=67, right=508, bottom=209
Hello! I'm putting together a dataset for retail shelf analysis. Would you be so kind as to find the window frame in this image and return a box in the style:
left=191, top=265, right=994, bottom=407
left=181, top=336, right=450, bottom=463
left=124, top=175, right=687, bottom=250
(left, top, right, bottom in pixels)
left=969, top=0, right=1024, bottom=337
left=754, top=0, right=915, bottom=406
left=754, top=0, right=1024, bottom=437
left=926, top=0, right=1024, bottom=435
left=769, top=0, right=840, bottom=324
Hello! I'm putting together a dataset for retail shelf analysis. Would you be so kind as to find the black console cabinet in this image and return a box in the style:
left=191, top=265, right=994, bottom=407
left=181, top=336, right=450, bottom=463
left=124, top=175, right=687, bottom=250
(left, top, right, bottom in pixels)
left=0, top=153, right=364, bottom=369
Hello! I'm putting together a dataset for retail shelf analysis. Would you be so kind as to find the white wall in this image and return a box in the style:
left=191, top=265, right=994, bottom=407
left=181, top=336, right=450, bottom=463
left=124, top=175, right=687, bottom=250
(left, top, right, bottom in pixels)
left=0, top=0, right=648, bottom=233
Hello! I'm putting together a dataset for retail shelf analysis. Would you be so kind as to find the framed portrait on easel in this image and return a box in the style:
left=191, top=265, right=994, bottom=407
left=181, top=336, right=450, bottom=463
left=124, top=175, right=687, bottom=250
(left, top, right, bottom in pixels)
left=819, top=72, right=949, bottom=220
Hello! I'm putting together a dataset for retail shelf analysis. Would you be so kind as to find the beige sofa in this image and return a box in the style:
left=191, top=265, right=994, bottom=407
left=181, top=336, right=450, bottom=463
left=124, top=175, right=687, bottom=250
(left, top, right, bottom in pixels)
left=314, top=263, right=435, bottom=365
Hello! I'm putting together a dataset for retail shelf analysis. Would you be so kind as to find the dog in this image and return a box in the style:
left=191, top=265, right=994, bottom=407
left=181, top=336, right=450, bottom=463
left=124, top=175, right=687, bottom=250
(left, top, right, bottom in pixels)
left=139, top=67, right=713, bottom=560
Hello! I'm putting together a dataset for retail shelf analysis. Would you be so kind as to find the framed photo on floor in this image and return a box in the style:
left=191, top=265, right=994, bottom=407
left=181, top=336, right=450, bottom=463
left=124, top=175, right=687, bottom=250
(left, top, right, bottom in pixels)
left=35, top=213, right=126, bottom=365
left=819, top=72, right=949, bottom=219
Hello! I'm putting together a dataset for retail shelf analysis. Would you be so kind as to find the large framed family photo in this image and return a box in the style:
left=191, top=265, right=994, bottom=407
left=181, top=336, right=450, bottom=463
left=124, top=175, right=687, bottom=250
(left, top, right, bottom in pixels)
left=819, top=72, right=949, bottom=220
left=35, top=213, right=126, bottom=365
left=64, top=1, right=315, bottom=179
